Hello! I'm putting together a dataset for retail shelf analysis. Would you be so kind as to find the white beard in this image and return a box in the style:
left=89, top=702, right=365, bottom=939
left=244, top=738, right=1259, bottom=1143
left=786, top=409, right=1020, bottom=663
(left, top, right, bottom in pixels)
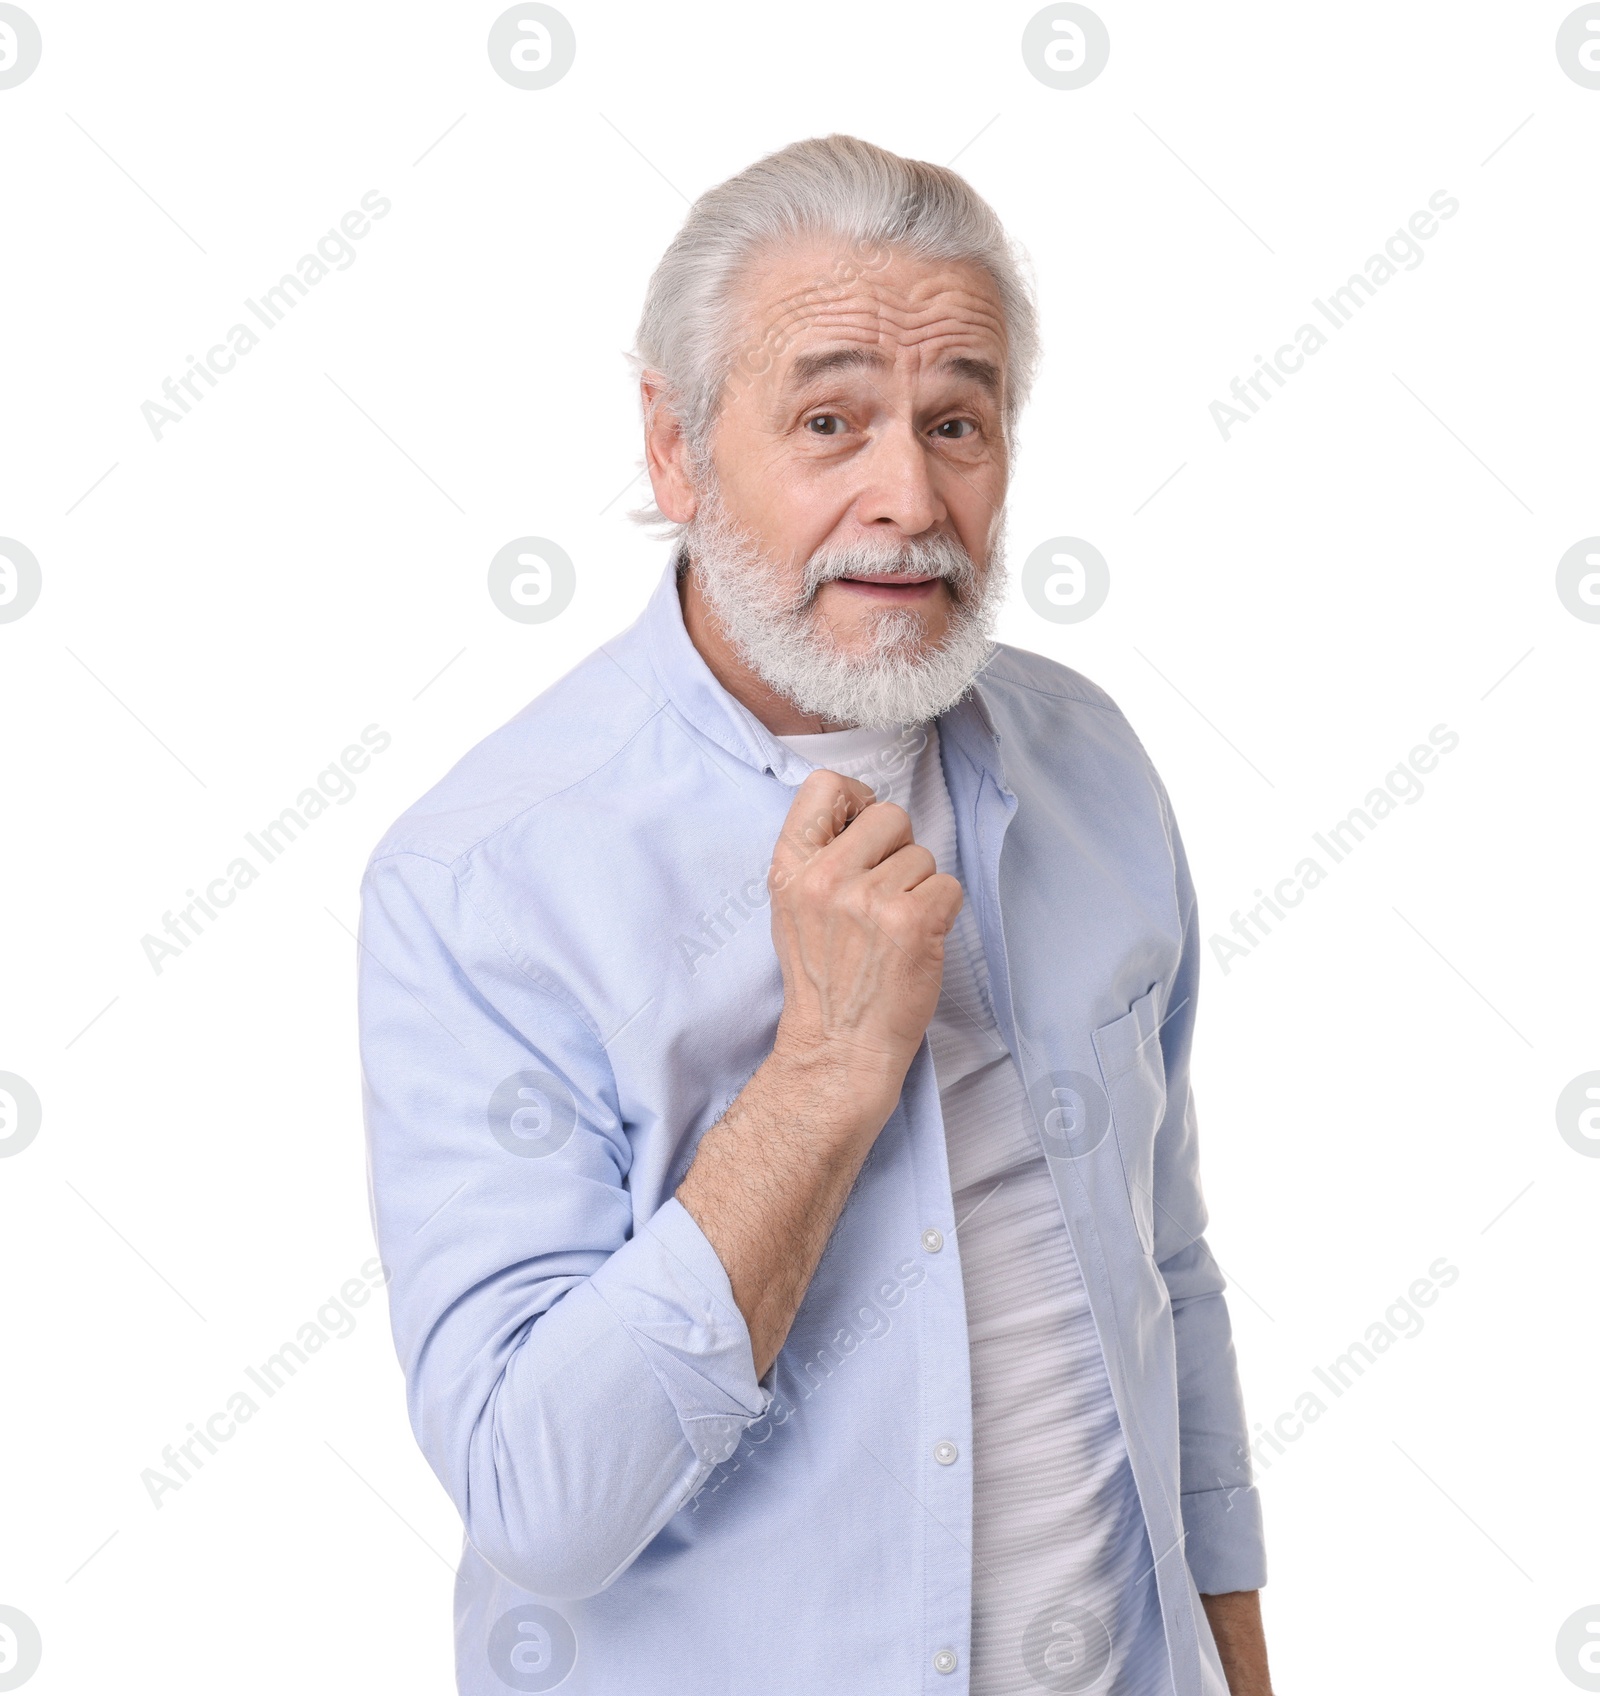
left=682, top=487, right=1008, bottom=731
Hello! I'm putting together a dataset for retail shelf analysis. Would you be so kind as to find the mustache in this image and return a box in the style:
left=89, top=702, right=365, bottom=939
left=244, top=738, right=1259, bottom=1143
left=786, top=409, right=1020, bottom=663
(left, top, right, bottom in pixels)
left=800, top=533, right=979, bottom=601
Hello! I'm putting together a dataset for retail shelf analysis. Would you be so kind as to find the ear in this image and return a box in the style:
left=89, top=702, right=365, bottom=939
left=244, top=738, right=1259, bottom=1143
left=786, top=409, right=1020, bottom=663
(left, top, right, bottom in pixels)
left=641, top=373, right=700, bottom=524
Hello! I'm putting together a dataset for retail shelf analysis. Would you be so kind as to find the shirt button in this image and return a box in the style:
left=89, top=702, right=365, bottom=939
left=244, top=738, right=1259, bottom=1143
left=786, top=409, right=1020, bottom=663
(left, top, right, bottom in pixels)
left=934, top=1440, right=958, bottom=1466
left=933, top=1648, right=959, bottom=1674
left=921, top=1227, right=944, bottom=1253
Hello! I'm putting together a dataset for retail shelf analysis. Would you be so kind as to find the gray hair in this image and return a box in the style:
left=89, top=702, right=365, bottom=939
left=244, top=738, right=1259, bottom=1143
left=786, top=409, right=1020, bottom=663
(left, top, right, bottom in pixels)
left=630, top=133, right=1039, bottom=530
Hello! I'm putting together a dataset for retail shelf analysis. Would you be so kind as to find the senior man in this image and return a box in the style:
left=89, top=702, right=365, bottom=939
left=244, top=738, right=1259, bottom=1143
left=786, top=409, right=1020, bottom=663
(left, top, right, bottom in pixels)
left=359, top=135, right=1273, bottom=1695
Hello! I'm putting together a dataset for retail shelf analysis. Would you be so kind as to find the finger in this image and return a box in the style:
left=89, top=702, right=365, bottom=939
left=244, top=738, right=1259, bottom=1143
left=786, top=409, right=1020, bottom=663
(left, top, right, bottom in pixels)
left=907, top=871, right=965, bottom=932
left=816, top=799, right=915, bottom=875
left=773, top=770, right=877, bottom=865
left=866, top=841, right=939, bottom=894
left=775, top=783, right=913, bottom=882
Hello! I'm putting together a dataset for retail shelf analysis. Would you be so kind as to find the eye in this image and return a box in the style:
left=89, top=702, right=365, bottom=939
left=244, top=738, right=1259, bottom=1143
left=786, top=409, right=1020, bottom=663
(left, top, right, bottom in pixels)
left=932, top=418, right=976, bottom=439
left=805, top=414, right=847, bottom=435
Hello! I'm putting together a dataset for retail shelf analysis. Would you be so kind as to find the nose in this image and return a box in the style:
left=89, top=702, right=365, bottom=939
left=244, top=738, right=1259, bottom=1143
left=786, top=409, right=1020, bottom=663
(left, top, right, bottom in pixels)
left=854, top=418, right=948, bottom=537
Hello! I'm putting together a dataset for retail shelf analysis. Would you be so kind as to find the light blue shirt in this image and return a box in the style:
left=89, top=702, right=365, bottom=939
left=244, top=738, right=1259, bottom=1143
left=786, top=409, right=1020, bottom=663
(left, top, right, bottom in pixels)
left=357, top=558, right=1265, bottom=1695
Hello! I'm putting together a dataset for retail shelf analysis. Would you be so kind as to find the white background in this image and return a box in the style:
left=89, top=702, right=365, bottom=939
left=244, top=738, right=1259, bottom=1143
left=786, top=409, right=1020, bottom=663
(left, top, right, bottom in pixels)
left=1, top=2, right=1596, bottom=1691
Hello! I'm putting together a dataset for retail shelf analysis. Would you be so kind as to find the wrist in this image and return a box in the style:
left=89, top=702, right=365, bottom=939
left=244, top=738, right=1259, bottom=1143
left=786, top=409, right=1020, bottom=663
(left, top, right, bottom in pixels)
left=764, top=1030, right=908, bottom=1131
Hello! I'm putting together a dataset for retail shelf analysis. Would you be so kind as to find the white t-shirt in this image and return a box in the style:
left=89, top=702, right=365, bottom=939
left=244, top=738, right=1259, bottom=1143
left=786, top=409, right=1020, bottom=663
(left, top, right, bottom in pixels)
left=776, top=719, right=1171, bottom=1696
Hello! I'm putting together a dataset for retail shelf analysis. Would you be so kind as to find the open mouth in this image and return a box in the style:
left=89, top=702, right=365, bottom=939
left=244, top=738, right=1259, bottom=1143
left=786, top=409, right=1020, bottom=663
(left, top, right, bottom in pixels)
left=828, top=573, right=945, bottom=600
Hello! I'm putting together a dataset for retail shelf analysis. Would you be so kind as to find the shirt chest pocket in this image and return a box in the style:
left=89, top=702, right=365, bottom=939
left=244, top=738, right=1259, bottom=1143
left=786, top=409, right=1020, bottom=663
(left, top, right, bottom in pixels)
left=1091, top=985, right=1167, bottom=1257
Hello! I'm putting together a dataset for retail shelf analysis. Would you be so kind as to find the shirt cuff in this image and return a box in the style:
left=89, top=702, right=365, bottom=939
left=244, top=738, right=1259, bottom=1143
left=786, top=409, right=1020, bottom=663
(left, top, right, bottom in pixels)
left=590, top=1196, right=774, bottom=1467
left=1181, top=1484, right=1268, bottom=1594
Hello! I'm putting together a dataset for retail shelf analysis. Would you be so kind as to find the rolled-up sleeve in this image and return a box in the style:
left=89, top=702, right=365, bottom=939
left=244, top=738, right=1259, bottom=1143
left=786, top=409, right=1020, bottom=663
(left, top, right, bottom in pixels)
left=1148, top=802, right=1268, bottom=1596
left=357, top=847, right=772, bottom=1600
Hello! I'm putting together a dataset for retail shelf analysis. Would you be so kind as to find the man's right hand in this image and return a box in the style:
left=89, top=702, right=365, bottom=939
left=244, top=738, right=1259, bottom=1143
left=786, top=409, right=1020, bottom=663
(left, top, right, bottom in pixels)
left=768, top=768, right=964, bottom=1102
left=677, top=766, right=962, bottom=1379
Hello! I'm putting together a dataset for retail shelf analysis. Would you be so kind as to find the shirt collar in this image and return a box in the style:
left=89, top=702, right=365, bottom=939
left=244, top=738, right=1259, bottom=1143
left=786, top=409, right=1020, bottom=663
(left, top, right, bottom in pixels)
left=632, top=553, right=1006, bottom=791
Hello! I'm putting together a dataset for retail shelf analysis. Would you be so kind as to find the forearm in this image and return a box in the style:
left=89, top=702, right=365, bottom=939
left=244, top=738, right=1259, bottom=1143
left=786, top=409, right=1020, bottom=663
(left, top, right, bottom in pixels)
left=676, top=1045, right=899, bottom=1378
left=1200, top=1590, right=1272, bottom=1696
left=680, top=768, right=959, bottom=1380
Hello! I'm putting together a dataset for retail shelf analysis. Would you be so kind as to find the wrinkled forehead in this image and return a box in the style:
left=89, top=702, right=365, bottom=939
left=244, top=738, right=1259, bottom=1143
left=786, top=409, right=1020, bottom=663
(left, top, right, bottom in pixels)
left=723, top=238, right=1010, bottom=393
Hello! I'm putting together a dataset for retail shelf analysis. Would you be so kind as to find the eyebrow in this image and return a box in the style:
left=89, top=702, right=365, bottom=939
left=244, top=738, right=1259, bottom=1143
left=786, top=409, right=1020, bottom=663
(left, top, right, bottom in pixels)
left=942, top=355, right=1002, bottom=397
left=783, top=346, right=1003, bottom=398
left=785, top=346, right=887, bottom=387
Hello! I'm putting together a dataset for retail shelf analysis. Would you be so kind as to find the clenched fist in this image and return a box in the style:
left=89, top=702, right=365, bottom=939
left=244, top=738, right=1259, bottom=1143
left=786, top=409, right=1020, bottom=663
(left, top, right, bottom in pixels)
left=768, top=768, right=964, bottom=1095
